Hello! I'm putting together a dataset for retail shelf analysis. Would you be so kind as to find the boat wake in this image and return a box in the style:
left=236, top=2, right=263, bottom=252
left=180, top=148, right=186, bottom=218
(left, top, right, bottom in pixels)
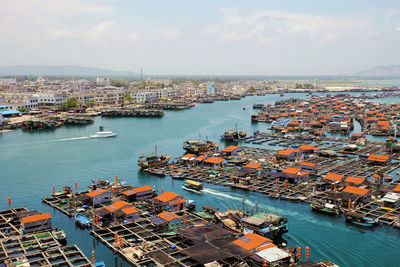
left=58, top=136, right=89, bottom=141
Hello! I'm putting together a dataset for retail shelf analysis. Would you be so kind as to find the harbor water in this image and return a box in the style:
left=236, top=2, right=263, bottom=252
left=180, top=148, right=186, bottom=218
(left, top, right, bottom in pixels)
left=1, top=93, right=400, bottom=266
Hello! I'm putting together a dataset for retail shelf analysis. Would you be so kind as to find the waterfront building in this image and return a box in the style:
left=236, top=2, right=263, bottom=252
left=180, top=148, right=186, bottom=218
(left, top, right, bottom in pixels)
left=281, top=167, right=309, bottom=183
left=203, top=157, right=227, bottom=168
left=33, top=92, right=67, bottom=106
left=153, top=191, right=186, bottom=212
left=21, top=213, right=52, bottom=234
left=150, top=211, right=182, bottom=231
left=86, top=188, right=111, bottom=206
left=0, top=105, right=21, bottom=117
left=122, top=185, right=153, bottom=202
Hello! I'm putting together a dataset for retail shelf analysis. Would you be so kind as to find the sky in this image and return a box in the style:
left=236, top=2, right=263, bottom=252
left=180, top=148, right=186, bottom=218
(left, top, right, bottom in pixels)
left=0, top=0, right=400, bottom=75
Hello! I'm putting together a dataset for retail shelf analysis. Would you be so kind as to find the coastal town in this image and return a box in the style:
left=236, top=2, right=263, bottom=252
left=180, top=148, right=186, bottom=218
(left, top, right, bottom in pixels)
left=1, top=76, right=399, bottom=133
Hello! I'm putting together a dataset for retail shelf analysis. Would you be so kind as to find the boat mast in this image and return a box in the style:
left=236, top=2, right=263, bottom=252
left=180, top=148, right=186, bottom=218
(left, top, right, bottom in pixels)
left=155, top=144, right=157, bottom=156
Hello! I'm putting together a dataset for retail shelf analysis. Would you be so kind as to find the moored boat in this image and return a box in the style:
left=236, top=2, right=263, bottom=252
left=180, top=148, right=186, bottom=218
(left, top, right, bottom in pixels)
left=311, top=201, right=342, bottom=215
left=214, top=209, right=243, bottom=233
left=52, top=228, right=67, bottom=242
left=345, top=211, right=378, bottom=227
left=241, top=212, right=288, bottom=239
left=182, top=180, right=203, bottom=193
left=183, top=140, right=219, bottom=154
left=74, top=213, right=91, bottom=228
left=138, top=145, right=171, bottom=168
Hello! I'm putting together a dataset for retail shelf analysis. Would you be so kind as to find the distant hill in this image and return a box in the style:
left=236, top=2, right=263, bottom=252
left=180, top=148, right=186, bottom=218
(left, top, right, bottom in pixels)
left=355, top=65, right=400, bottom=77
left=0, top=65, right=135, bottom=77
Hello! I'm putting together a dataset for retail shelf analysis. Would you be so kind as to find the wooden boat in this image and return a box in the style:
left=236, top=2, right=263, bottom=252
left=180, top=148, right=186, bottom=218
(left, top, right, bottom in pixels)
left=52, top=228, right=67, bottom=242
left=182, top=180, right=203, bottom=193
left=183, top=140, right=219, bottom=154
left=146, top=168, right=166, bottom=177
left=345, top=211, right=378, bottom=227
left=138, top=145, right=171, bottom=169
left=241, top=212, right=289, bottom=239
left=311, top=201, right=342, bottom=215
left=214, top=209, right=243, bottom=233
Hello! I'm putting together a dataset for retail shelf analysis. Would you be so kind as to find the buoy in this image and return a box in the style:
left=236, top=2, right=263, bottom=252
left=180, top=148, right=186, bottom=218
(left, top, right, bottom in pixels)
left=75, top=181, right=77, bottom=190
left=186, top=198, right=189, bottom=207
left=92, top=250, right=95, bottom=264
left=193, top=169, right=195, bottom=177
left=115, top=175, right=118, bottom=183
left=297, top=246, right=301, bottom=260
left=275, top=179, right=278, bottom=188
left=284, top=180, right=287, bottom=189
left=96, top=215, right=99, bottom=224
left=74, top=202, right=77, bottom=211
left=306, top=246, right=310, bottom=260
left=263, top=260, right=267, bottom=267
left=114, top=233, right=117, bottom=244
left=119, top=236, right=123, bottom=247
left=98, top=177, right=100, bottom=185
left=8, top=197, right=11, bottom=207
left=184, top=214, right=187, bottom=224
left=388, top=210, right=391, bottom=216
left=201, top=169, right=203, bottom=177
left=161, top=187, right=164, bottom=194
left=202, top=214, right=205, bottom=224
left=348, top=199, right=351, bottom=209
left=92, top=216, right=95, bottom=226
left=52, top=185, right=55, bottom=195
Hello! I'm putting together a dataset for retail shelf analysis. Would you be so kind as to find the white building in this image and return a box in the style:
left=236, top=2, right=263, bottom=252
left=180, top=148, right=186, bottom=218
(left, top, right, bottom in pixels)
left=33, top=93, right=67, bottom=106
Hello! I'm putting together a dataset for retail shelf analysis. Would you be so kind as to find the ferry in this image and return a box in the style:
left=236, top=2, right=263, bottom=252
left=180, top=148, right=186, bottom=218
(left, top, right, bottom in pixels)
left=182, top=180, right=203, bottom=193
left=311, top=200, right=342, bottom=215
left=345, top=211, right=378, bottom=227
left=137, top=145, right=171, bottom=169
left=89, top=131, right=117, bottom=138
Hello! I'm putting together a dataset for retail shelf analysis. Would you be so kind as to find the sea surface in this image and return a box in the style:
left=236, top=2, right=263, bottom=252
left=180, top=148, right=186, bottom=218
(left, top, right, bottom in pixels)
left=1, top=93, right=400, bottom=266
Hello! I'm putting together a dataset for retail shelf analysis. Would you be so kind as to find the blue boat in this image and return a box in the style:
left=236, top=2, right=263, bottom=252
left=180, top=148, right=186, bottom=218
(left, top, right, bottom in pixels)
left=95, top=261, right=105, bottom=267
left=74, top=213, right=92, bottom=228
left=345, top=211, right=378, bottom=227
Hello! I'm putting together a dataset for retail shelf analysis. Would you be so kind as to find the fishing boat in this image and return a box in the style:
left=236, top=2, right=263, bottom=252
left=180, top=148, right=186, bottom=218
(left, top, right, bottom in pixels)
left=214, top=209, right=243, bottom=233
left=241, top=212, right=288, bottom=239
left=146, top=167, right=166, bottom=177
left=221, top=124, right=247, bottom=141
left=74, top=213, right=91, bottom=228
left=138, top=145, right=171, bottom=168
left=227, top=157, right=248, bottom=165
left=52, top=228, right=67, bottom=242
left=311, top=201, right=342, bottom=215
left=345, top=211, right=378, bottom=227
left=89, top=131, right=117, bottom=138
left=182, top=180, right=203, bottom=193
left=183, top=140, right=219, bottom=154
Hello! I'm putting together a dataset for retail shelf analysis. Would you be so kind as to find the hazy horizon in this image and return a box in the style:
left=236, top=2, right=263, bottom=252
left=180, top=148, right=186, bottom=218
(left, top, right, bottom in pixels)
left=1, top=0, right=400, bottom=75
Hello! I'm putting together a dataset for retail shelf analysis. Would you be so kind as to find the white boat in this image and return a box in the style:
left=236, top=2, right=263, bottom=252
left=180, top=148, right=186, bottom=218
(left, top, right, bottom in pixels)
left=89, top=131, right=117, bottom=138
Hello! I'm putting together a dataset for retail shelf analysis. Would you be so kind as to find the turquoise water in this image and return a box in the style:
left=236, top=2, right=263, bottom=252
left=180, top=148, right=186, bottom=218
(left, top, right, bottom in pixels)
left=1, top=94, right=400, bottom=266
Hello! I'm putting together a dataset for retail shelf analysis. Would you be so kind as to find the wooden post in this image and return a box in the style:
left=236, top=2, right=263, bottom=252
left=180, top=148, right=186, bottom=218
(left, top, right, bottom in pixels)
left=115, top=175, right=118, bottom=183
left=52, top=185, right=55, bottom=195
left=284, top=180, right=287, bottom=189
left=8, top=197, right=11, bottom=207
left=98, top=177, right=100, bottom=185
left=75, top=181, right=77, bottom=190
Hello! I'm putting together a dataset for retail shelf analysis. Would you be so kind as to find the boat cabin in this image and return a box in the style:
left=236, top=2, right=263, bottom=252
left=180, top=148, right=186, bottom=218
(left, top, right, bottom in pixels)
left=153, top=191, right=186, bottom=212
left=86, top=188, right=111, bottom=206
left=381, top=192, right=400, bottom=210
left=122, top=185, right=153, bottom=202
left=21, top=213, right=52, bottom=234
left=183, top=180, right=203, bottom=191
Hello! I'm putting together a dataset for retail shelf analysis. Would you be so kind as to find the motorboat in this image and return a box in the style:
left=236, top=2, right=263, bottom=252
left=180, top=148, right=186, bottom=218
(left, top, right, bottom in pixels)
left=89, top=131, right=117, bottom=138
left=182, top=180, right=203, bottom=193
left=74, top=213, right=92, bottom=228
left=52, top=228, right=67, bottom=242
